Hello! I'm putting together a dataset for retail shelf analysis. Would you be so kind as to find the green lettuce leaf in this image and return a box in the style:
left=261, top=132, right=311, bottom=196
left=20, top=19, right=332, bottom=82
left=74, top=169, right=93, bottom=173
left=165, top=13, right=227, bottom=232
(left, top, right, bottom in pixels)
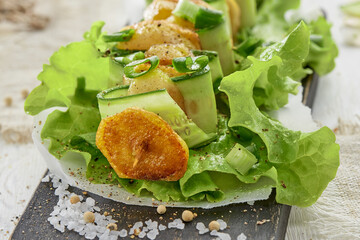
left=24, top=21, right=110, bottom=116
left=219, top=57, right=339, bottom=206
left=275, top=127, right=340, bottom=207
left=252, top=21, right=310, bottom=109
left=304, top=16, right=339, bottom=76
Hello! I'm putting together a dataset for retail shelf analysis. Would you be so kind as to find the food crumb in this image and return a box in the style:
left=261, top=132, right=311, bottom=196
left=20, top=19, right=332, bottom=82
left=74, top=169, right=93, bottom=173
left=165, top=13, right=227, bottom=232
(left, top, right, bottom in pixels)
left=4, top=97, right=12, bottom=107
left=134, top=228, right=141, bottom=236
left=83, top=211, right=95, bottom=223
left=21, top=89, right=29, bottom=99
left=82, top=191, right=88, bottom=195
left=209, top=220, right=220, bottom=231
left=157, top=205, right=166, bottom=214
left=106, top=223, right=118, bottom=231
left=104, top=211, right=109, bottom=216
left=182, top=210, right=194, bottom=222
left=256, top=219, right=270, bottom=225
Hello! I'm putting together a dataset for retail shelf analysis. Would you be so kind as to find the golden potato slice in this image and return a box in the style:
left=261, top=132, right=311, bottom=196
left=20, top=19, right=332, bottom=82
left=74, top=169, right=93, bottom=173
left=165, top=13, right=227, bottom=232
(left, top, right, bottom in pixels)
left=124, top=66, right=186, bottom=112
left=96, top=107, right=189, bottom=181
left=145, top=43, right=193, bottom=65
left=117, top=20, right=201, bottom=50
left=144, top=0, right=178, bottom=20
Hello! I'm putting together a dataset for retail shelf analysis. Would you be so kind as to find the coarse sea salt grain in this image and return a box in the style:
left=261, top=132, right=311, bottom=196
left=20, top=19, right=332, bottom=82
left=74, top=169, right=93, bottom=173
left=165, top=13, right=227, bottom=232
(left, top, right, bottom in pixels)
left=159, top=224, right=166, bottom=231
left=168, top=218, right=185, bottom=230
left=196, top=222, right=209, bottom=234
left=119, top=229, right=127, bottom=237
left=210, top=230, right=231, bottom=240
left=237, top=233, right=247, bottom=240
left=217, top=219, right=227, bottom=230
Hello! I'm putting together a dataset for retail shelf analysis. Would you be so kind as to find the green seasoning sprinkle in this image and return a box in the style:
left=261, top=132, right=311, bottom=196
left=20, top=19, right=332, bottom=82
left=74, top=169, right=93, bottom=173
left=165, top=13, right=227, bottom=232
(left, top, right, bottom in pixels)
left=114, top=51, right=145, bottom=65
left=103, top=29, right=135, bottom=42
left=124, top=56, right=159, bottom=78
left=225, top=143, right=258, bottom=175
left=172, top=56, right=209, bottom=73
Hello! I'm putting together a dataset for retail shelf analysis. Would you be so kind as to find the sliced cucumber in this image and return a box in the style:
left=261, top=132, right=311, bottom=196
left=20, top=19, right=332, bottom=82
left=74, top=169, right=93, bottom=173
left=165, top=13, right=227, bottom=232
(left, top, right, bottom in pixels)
left=171, top=66, right=217, bottom=134
left=225, top=143, right=258, bottom=175
left=191, top=50, right=223, bottom=92
left=197, top=22, right=235, bottom=76
left=97, top=87, right=216, bottom=148
left=205, top=0, right=232, bottom=39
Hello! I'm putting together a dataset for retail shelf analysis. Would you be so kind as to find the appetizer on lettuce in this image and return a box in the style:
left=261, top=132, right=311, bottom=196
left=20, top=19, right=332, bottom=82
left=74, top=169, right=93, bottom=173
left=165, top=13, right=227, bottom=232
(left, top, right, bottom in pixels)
left=25, top=0, right=339, bottom=207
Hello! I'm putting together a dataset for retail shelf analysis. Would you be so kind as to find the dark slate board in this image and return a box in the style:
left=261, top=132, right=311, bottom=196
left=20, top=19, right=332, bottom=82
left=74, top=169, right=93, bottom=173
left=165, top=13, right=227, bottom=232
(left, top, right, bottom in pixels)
left=12, top=74, right=318, bottom=240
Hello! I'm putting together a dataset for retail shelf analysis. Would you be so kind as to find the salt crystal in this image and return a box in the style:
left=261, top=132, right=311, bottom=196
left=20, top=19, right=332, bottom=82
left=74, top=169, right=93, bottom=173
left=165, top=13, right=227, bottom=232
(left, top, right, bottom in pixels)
left=217, top=219, right=227, bottom=230
left=168, top=218, right=185, bottom=230
left=196, top=223, right=209, bottom=234
left=119, top=229, right=127, bottom=237
left=85, top=231, right=97, bottom=239
left=138, top=231, right=146, bottom=238
left=210, top=230, right=231, bottom=240
left=42, top=175, right=50, bottom=182
left=93, top=206, right=101, bottom=212
left=147, top=229, right=159, bottom=240
left=159, top=224, right=166, bottom=231
left=216, top=232, right=231, bottom=240
left=237, top=233, right=247, bottom=240
left=86, top=197, right=95, bottom=207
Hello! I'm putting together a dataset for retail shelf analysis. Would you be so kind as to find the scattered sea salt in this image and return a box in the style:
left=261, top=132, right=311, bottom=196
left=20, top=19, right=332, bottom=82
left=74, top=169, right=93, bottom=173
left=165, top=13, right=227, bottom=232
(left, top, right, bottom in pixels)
left=168, top=218, right=185, bottom=230
left=247, top=201, right=255, bottom=205
left=210, top=230, right=231, bottom=240
left=217, top=219, right=227, bottom=230
left=119, top=229, right=127, bottom=237
left=158, top=224, right=166, bottom=231
left=237, top=233, right=247, bottom=240
left=196, top=222, right=209, bottom=234
left=41, top=175, right=50, bottom=182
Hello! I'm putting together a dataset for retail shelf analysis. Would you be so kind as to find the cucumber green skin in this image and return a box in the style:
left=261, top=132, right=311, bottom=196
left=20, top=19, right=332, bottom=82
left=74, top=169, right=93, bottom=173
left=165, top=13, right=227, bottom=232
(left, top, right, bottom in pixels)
left=97, top=88, right=216, bottom=148
left=191, top=50, right=224, bottom=92
left=197, top=22, right=235, bottom=76
left=225, top=143, right=258, bottom=175
left=172, top=67, right=217, bottom=135
left=108, top=58, right=124, bottom=88
left=207, top=0, right=233, bottom=39
left=235, top=0, right=257, bottom=28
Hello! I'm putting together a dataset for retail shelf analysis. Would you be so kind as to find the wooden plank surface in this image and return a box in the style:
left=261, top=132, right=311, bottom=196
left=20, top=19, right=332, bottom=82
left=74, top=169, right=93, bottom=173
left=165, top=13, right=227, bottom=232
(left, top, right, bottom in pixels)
left=12, top=177, right=291, bottom=240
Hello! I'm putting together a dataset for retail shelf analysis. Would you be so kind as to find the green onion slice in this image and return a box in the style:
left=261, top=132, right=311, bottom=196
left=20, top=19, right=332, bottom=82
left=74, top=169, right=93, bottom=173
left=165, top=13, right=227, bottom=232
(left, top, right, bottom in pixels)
left=114, top=51, right=145, bottom=65
left=172, top=56, right=209, bottom=73
left=103, top=29, right=135, bottom=42
left=195, top=7, right=224, bottom=29
left=124, top=56, right=159, bottom=78
left=172, top=0, right=200, bottom=23
left=172, top=0, right=223, bottom=29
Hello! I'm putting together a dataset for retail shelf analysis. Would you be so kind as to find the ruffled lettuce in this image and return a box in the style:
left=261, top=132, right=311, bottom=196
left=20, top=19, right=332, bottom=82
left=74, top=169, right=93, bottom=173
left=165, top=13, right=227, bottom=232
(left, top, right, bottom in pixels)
left=24, top=22, right=110, bottom=158
left=219, top=57, right=339, bottom=206
left=235, top=0, right=338, bottom=110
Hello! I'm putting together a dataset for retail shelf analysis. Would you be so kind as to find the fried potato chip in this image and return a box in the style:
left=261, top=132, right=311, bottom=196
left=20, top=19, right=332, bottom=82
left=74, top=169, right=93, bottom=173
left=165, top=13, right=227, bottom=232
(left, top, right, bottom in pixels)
left=96, top=107, right=189, bottom=181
